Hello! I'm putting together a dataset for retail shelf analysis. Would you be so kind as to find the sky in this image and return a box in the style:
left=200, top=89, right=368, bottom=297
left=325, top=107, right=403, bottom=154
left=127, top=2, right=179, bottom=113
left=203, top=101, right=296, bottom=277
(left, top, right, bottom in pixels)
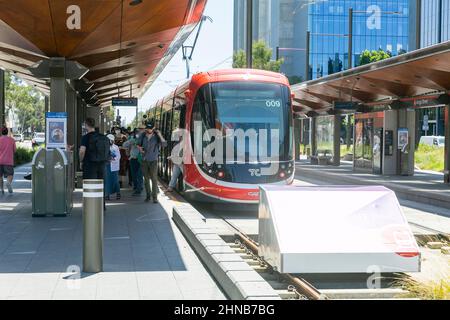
left=116, top=0, right=234, bottom=126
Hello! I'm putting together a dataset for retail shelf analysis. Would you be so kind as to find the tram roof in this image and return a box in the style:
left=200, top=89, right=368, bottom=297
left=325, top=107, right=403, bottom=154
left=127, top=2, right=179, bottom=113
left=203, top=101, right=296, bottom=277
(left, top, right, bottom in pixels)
left=291, top=40, right=450, bottom=116
left=0, top=0, right=207, bottom=107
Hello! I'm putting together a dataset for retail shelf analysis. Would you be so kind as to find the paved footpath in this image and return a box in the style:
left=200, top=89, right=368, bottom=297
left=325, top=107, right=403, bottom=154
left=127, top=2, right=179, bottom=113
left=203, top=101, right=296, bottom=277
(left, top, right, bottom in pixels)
left=0, top=164, right=226, bottom=300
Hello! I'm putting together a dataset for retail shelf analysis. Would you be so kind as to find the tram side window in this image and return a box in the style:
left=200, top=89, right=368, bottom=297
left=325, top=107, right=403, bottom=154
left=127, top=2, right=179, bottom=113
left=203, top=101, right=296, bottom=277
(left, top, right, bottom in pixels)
left=191, top=86, right=214, bottom=163
left=179, top=105, right=186, bottom=129
left=191, top=92, right=203, bottom=162
left=172, top=108, right=181, bottom=133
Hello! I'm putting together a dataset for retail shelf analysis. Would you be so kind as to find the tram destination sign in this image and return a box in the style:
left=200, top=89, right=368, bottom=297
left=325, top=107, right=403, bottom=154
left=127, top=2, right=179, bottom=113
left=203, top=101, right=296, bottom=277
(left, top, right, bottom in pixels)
left=112, top=97, right=138, bottom=107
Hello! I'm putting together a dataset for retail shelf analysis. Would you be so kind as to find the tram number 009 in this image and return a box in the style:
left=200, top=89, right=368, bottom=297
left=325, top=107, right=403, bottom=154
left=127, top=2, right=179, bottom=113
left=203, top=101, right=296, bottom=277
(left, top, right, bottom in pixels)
left=265, top=100, right=281, bottom=108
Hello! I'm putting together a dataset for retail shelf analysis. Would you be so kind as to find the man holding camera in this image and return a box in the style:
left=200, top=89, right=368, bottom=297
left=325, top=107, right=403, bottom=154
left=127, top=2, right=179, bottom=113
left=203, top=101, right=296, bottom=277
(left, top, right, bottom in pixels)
left=138, top=123, right=167, bottom=203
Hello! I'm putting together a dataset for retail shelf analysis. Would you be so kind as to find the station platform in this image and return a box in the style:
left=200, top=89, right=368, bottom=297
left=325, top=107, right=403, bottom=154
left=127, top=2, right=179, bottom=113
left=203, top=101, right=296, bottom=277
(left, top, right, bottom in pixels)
left=0, top=164, right=225, bottom=300
left=296, top=160, right=450, bottom=212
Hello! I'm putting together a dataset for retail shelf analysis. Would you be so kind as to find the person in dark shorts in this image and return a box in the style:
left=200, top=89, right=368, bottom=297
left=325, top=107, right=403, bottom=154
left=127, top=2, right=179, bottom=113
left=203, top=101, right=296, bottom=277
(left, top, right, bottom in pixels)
left=0, top=127, right=16, bottom=194
left=79, top=118, right=108, bottom=180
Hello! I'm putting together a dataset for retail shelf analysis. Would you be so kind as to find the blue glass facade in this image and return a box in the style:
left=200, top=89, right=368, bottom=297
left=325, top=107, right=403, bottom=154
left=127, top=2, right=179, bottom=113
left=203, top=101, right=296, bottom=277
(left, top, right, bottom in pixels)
left=420, top=0, right=450, bottom=47
left=308, top=0, right=410, bottom=79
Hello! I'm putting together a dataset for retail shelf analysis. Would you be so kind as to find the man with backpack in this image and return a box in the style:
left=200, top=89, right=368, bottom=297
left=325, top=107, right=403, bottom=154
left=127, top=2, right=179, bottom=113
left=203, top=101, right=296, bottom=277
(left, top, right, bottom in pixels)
left=137, top=123, right=166, bottom=203
left=79, top=118, right=111, bottom=180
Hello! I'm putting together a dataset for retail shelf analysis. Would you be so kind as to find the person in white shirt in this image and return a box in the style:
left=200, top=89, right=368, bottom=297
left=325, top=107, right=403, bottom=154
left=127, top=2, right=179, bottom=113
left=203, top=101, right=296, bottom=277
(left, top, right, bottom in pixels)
left=167, top=128, right=183, bottom=192
left=105, top=134, right=121, bottom=200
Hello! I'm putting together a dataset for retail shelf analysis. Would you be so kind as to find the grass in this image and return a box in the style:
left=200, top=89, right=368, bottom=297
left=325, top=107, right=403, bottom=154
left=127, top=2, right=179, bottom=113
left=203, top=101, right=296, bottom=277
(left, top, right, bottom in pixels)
left=414, top=143, right=444, bottom=172
left=341, top=144, right=353, bottom=157
left=397, top=277, right=450, bottom=300
left=14, top=147, right=36, bottom=166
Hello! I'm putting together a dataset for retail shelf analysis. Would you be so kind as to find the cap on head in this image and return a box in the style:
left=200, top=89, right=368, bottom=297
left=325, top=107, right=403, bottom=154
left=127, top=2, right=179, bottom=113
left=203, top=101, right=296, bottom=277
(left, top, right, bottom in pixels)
left=106, top=134, right=115, bottom=142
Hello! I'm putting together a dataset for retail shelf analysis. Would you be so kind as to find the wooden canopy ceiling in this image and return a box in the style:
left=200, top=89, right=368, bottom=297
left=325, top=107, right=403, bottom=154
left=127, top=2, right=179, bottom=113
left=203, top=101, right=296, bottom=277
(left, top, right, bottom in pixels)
left=291, top=40, right=450, bottom=116
left=0, top=0, right=207, bottom=107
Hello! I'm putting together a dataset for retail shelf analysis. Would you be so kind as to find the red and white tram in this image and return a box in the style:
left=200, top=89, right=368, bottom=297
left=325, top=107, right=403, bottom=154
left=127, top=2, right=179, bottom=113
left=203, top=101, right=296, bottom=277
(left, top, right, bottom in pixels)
left=147, top=68, right=294, bottom=203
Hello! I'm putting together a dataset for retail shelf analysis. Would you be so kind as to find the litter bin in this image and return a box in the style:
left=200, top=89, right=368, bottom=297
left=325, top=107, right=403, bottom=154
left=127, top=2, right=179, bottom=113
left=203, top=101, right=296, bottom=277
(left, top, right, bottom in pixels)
left=32, top=148, right=74, bottom=217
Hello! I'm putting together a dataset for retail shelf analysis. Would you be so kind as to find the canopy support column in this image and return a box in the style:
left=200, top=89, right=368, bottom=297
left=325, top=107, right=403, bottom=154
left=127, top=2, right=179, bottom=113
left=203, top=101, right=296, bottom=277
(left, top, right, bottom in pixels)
left=445, top=106, right=450, bottom=183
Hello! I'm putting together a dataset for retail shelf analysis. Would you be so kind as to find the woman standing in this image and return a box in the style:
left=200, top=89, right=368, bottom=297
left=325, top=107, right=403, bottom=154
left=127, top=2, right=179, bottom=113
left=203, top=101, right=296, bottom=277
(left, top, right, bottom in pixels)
left=105, top=134, right=121, bottom=200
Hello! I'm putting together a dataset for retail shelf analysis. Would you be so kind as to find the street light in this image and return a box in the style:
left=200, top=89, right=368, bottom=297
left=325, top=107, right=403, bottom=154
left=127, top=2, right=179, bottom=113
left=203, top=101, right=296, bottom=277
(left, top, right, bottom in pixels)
left=246, top=0, right=253, bottom=68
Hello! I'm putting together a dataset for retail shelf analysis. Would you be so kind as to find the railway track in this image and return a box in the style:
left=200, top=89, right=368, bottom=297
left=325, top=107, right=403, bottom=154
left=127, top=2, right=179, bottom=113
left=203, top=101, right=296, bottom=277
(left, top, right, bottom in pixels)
left=228, top=232, right=414, bottom=300
left=214, top=214, right=415, bottom=300
left=160, top=184, right=426, bottom=300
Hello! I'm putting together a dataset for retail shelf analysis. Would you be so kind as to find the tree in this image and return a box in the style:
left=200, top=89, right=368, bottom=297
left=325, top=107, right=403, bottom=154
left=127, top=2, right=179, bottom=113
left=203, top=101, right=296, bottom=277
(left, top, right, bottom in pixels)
left=358, top=49, right=392, bottom=66
left=288, top=75, right=303, bottom=85
left=129, top=110, right=147, bottom=128
left=233, top=40, right=284, bottom=72
left=5, top=73, right=45, bottom=133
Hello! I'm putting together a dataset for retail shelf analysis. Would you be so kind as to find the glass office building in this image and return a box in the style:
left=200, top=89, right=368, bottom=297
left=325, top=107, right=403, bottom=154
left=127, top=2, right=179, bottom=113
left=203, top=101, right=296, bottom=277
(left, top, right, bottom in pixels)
left=233, top=0, right=308, bottom=83
left=308, top=0, right=410, bottom=79
left=411, top=0, right=450, bottom=138
left=420, top=0, right=450, bottom=47
left=234, top=0, right=410, bottom=81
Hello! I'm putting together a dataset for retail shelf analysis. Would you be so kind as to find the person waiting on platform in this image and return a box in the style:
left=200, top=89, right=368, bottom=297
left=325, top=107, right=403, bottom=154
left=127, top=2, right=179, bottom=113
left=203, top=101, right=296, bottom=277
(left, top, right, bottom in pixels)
left=79, top=118, right=110, bottom=180
left=105, top=134, right=121, bottom=201
left=0, top=127, right=16, bottom=195
left=137, top=123, right=167, bottom=203
left=123, top=128, right=144, bottom=196
left=167, top=128, right=183, bottom=193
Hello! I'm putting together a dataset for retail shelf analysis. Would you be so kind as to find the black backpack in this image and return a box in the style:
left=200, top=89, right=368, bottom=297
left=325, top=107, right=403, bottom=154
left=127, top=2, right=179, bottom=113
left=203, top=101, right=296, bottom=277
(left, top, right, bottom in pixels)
left=87, top=133, right=111, bottom=162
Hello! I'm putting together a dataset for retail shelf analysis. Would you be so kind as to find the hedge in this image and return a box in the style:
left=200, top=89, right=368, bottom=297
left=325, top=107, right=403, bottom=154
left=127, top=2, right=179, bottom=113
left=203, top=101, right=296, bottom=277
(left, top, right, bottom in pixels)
left=14, top=147, right=36, bottom=167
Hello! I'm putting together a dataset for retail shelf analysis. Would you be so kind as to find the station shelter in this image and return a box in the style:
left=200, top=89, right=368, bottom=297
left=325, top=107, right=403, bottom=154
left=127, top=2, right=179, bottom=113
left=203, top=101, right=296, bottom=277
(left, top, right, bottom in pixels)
left=291, top=41, right=450, bottom=183
left=0, top=0, right=207, bottom=176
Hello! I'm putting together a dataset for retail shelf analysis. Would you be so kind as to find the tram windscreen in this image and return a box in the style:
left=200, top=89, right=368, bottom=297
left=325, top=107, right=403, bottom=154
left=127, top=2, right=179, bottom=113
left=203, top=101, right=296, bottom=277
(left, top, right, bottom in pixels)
left=210, top=81, right=293, bottom=162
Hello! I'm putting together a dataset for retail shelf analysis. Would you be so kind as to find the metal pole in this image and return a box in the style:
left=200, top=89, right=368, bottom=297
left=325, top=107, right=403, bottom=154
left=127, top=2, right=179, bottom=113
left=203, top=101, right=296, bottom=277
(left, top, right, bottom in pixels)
left=438, top=0, right=442, bottom=43
left=0, top=69, right=5, bottom=127
left=130, top=83, right=138, bottom=129
left=333, top=115, right=341, bottom=166
left=348, top=8, right=353, bottom=70
left=276, top=46, right=279, bottom=61
left=246, top=0, right=253, bottom=68
left=416, top=0, right=421, bottom=49
left=44, top=96, right=49, bottom=113
left=83, top=179, right=104, bottom=273
left=311, top=117, right=317, bottom=157
left=305, top=31, right=310, bottom=81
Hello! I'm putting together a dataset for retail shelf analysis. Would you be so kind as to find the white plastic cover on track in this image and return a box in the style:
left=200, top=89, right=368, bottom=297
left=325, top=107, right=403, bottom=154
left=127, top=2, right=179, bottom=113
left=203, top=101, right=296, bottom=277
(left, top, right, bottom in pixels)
left=258, top=185, right=421, bottom=273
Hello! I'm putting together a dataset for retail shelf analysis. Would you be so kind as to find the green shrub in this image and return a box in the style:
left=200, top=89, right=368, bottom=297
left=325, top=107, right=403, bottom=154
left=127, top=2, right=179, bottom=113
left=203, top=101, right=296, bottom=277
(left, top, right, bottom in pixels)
left=14, top=147, right=36, bottom=166
left=415, top=143, right=444, bottom=172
